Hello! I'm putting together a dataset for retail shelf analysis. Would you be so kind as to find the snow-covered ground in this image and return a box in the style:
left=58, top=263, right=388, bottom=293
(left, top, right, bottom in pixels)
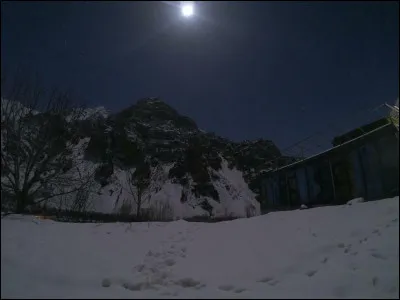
left=1, top=197, right=399, bottom=299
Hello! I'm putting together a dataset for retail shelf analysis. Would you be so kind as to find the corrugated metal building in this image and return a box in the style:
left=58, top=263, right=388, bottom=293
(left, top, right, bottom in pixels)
left=260, top=115, right=399, bottom=210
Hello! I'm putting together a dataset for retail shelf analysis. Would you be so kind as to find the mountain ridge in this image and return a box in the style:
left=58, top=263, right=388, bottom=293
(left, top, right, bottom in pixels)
left=1, top=97, right=295, bottom=218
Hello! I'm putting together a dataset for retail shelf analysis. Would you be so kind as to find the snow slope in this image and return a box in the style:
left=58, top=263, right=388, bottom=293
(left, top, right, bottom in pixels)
left=60, top=158, right=260, bottom=218
left=1, top=98, right=263, bottom=218
left=2, top=197, right=398, bottom=299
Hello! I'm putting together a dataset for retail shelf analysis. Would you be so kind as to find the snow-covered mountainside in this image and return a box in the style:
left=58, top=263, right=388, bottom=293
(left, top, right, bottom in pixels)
left=1, top=97, right=295, bottom=218
left=1, top=197, right=398, bottom=298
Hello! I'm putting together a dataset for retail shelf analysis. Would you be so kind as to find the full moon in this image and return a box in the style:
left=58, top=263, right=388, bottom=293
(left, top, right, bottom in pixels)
left=181, top=1, right=194, bottom=17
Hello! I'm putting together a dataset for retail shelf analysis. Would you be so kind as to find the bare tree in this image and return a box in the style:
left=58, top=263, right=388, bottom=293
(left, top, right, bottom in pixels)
left=124, top=161, right=162, bottom=218
left=1, top=73, right=94, bottom=213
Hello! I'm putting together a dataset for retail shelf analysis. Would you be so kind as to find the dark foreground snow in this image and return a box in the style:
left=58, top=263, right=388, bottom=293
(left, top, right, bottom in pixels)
left=1, top=197, right=399, bottom=298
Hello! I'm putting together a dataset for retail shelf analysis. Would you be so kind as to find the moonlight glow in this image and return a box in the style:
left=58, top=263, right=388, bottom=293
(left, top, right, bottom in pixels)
left=181, top=1, right=194, bottom=17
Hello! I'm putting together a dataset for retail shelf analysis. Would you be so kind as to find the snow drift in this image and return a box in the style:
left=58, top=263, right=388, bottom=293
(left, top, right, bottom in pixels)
left=1, top=196, right=398, bottom=298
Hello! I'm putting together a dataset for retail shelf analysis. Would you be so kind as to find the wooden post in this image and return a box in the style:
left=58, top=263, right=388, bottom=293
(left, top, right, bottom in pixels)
left=270, top=176, right=276, bottom=208
left=304, top=166, right=311, bottom=204
left=285, top=173, right=290, bottom=207
left=357, top=148, right=368, bottom=200
left=328, top=159, right=336, bottom=203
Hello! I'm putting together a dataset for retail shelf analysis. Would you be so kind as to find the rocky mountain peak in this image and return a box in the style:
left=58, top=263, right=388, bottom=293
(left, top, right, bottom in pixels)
left=2, top=97, right=293, bottom=217
left=115, top=98, right=198, bottom=132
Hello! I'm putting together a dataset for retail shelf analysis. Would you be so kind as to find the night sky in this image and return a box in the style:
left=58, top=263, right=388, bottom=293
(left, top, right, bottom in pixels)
left=1, top=1, right=399, bottom=153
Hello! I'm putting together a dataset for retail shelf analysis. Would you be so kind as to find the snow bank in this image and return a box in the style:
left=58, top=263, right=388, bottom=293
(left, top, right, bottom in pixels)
left=2, top=197, right=398, bottom=298
left=300, top=204, right=308, bottom=210
left=347, top=197, right=365, bottom=205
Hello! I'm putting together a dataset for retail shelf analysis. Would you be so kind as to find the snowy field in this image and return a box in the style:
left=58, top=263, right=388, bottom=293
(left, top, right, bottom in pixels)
left=1, top=197, right=399, bottom=299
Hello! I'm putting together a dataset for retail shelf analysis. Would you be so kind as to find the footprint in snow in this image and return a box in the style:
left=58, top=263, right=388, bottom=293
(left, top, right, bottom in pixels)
left=337, top=243, right=345, bottom=249
left=258, top=277, right=279, bottom=286
left=101, top=278, right=111, bottom=287
left=174, top=277, right=201, bottom=288
left=344, top=245, right=352, bottom=254
left=133, top=264, right=145, bottom=272
left=122, top=281, right=151, bottom=291
left=218, top=284, right=234, bottom=291
left=372, top=229, right=381, bottom=236
left=321, top=257, right=329, bottom=264
left=305, top=270, right=318, bottom=277
left=257, top=276, right=274, bottom=283
left=268, top=279, right=279, bottom=286
left=164, top=258, right=176, bottom=266
left=195, top=283, right=206, bottom=290
left=370, top=252, right=387, bottom=260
